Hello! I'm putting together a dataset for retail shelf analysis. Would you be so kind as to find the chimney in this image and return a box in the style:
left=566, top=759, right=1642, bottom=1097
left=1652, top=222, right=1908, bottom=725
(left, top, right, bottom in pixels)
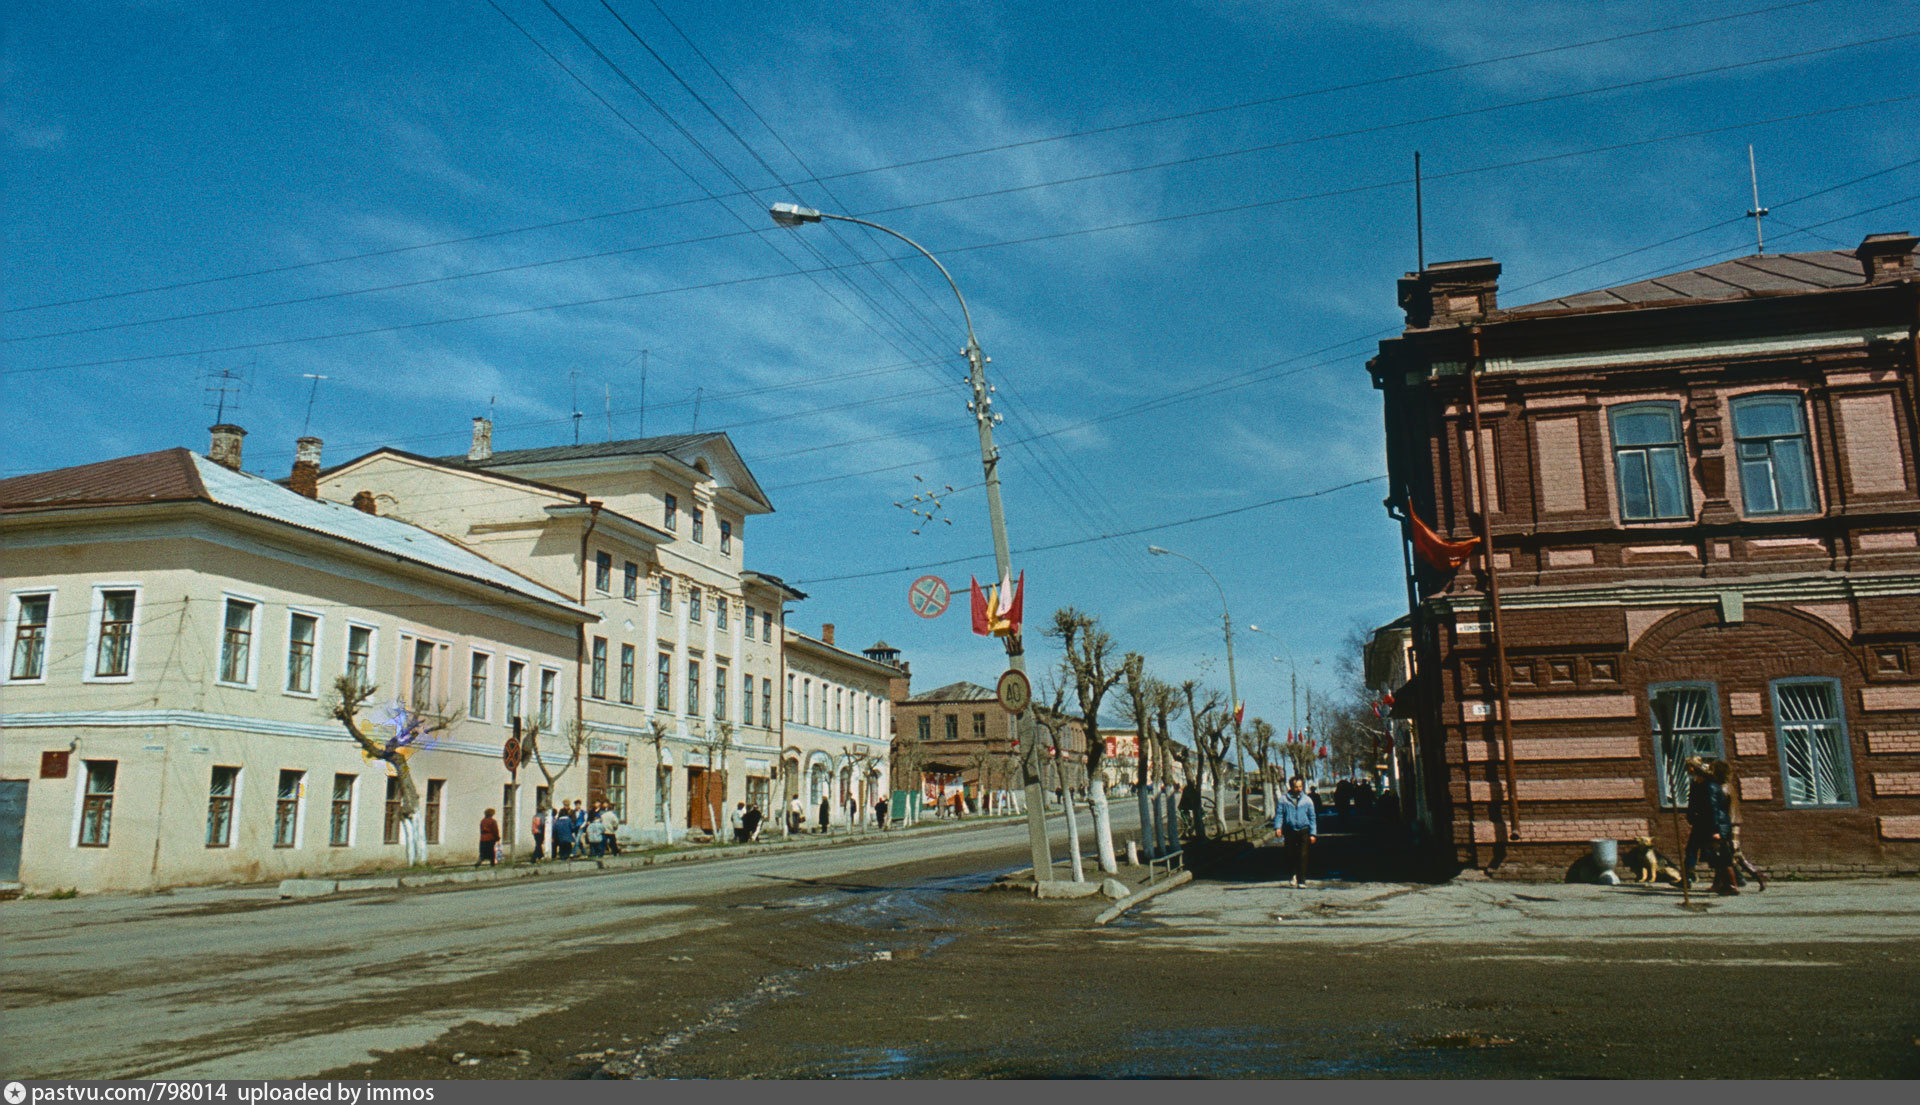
left=1856, top=232, right=1917, bottom=284
left=289, top=437, right=322, bottom=499
left=1397, top=258, right=1501, bottom=330
left=207, top=424, right=247, bottom=471
left=822, top=623, right=835, bottom=645
left=469, top=416, right=494, bottom=462
left=351, top=490, right=378, bottom=515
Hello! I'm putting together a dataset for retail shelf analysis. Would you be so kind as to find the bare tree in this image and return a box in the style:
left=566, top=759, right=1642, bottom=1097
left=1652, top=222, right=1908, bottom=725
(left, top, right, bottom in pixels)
left=701, top=721, right=735, bottom=841
left=1033, top=675, right=1084, bottom=883
left=327, top=676, right=461, bottom=866
left=1245, top=717, right=1278, bottom=813
left=1182, top=681, right=1232, bottom=834
left=1045, top=607, right=1126, bottom=874
left=646, top=717, right=677, bottom=842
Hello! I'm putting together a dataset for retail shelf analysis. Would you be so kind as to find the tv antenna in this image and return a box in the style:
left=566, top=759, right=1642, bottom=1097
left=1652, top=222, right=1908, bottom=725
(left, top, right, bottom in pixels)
left=300, top=374, right=329, bottom=434
left=691, top=386, right=703, bottom=433
left=639, top=349, right=648, bottom=436
left=570, top=370, right=583, bottom=445
left=203, top=363, right=248, bottom=424
left=604, top=383, right=613, bottom=442
left=1746, top=144, right=1769, bottom=254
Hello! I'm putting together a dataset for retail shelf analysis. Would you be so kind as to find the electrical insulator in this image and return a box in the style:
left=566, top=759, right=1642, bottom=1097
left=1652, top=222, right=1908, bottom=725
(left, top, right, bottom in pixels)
left=965, top=400, right=975, bottom=412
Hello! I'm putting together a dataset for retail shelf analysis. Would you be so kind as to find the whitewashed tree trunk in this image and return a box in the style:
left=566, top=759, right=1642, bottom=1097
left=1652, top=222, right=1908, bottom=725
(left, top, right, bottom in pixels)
left=1062, top=790, right=1085, bottom=882
left=1147, top=789, right=1164, bottom=858
left=1211, top=774, right=1227, bottom=833
left=1090, top=778, right=1118, bottom=874
left=402, top=815, right=427, bottom=866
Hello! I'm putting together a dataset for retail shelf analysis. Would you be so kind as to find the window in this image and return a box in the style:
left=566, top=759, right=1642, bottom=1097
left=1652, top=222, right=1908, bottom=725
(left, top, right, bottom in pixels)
left=692, top=508, right=705, bottom=544
left=9, top=593, right=51, bottom=680
left=591, top=637, right=608, bottom=700
left=745, top=605, right=757, bottom=640
left=786, top=674, right=795, bottom=720
left=657, top=651, right=673, bottom=711
left=275, top=769, right=302, bottom=848
left=972, top=712, right=987, bottom=741
left=802, top=679, right=811, bottom=725
left=1733, top=394, right=1818, bottom=515
left=688, top=657, right=701, bottom=715
left=286, top=613, right=318, bottom=694
left=742, top=672, right=754, bottom=726
left=1609, top=402, right=1690, bottom=521
left=595, top=550, right=613, bottom=593
left=346, top=625, right=374, bottom=690
left=620, top=644, right=635, bottom=705
left=715, top=664, right=728, bottom=720
left=410, top=639, right=435, bottom=708
left=206, top=766, right=238, bottom=847
left=329, top=774, right=354, bottom=846
left=424, top=779, right=445, bottom=845
left=720, top=520, right=733, bottom=555
left=79, top=760, right=116, bottom=846
left=383, top=777, right=403, bottom=845
left=762, top=678, right=772, bottom=727
left=623, top=561, right=639, bottom=600
left=659, top=576, right=673, bottom=614
left=507, top=660, right=526, bottom=721
left=689, top=587, right=702, bottom=622
left=1772, top=679, right=1855, bottom=807
left=604, top=763, right=627, bottom=821
left=945, top=715, right=959, bottom=741
left=834, top=688, right=843, bottom=731
left=469, top=651, right=491, bottom=720
left=1648, top=683, right=1723, bottom=808
left=716, top=598, right=728, bottom=631
left=93, top=588, right=137, bottom=678
left=762, top=611, right=773, bottom=640
left=653, top=769, right=668, bottom=824
left=918, top=715, right=932, bottom=742
left=664, top=494, right=678, bottom=531
left=538, top=669, right=557, bottom=728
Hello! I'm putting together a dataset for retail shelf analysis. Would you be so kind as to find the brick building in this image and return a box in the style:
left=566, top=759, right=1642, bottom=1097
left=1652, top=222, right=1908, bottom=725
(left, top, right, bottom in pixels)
left=1371, top=233, right=1920, bottom=876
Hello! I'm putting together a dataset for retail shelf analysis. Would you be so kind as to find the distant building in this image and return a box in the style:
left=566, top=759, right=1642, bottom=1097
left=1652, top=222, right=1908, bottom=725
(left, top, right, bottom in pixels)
left=0, top=432, right=589, bottom=892
left=780, top=623, right=896, bottom=828
left=1371, top=233, right=1920, bottom=876
left=890, top=680, right=1065, bottom=811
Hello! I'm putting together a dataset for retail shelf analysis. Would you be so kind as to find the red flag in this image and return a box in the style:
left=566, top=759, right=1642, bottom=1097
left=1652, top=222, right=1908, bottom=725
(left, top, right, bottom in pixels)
left=999, top=571, right=1024, bottom=638
left=1406, top=498, right=1478, bottom=570
left=969, top=576, right=991, bottom=636
left=1232, top=700, right=1245, bottom=726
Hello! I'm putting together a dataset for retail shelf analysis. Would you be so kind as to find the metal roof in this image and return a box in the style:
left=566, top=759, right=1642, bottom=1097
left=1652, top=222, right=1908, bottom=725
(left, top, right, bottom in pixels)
left=2, top=448, right=587, bottom=617
left=1508, top=248, right=1870, bottom=315
left=907, top=681, right=998, bottom=703
left=441, top=433, right=722, bottom=469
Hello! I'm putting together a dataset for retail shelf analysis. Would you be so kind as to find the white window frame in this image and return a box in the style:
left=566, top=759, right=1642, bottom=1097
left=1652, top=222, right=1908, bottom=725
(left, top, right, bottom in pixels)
left=328, top=773, right=358, bottom=848
left=397, top=632, right=452, bottom=712
left=283, top=608, right=324, bottom=698
left=214, top=590, right=262, bottom=689
left=469, top=649, right=494, bottom=721
left=343, top=621, right=378, bottom=693
left=505, top=656, right=529, bottom=726
left=538, top=666, right=560, bottom=729
left=206, top=764, right=242, bottom=849
left=274, top=768, right=307, bottom=850
left=72, top=758, right=119, bottom=848
left=5, top=588, right=55, bottom=685
left=84, top=583, right=143, bottom=684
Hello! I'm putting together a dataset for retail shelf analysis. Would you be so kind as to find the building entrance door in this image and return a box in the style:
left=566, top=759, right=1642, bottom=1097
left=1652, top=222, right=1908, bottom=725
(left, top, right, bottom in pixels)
left=685, top=767, right=725, bottom=833
left=0, top=780, right=27, bottom=882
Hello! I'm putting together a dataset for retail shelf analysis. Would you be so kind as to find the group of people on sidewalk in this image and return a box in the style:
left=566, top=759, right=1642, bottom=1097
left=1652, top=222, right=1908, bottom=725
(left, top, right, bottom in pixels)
left=1683, top=755, right=1768, bottom=895
left=508, top=801, right=623, bottom=864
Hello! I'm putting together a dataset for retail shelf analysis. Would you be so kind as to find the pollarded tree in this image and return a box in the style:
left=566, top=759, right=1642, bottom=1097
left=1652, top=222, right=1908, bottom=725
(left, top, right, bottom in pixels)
left=328, top=675, right=462, bottom=866
left=1045, top=607, right=1126, bottom=875
left=1033, top=674, right=1085, bottom=883
left=1245, top=717, right=1278, bottom=814
left=1182, top=681, right=1233, bottom=833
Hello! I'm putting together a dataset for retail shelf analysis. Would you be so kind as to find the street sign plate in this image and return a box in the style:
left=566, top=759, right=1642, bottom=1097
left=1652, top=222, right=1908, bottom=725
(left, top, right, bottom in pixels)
left=502, top=735, right=521, bottom=771
left=996, top=668, right=1032, bottom=715
left=908, top=574, right=951, bottom=618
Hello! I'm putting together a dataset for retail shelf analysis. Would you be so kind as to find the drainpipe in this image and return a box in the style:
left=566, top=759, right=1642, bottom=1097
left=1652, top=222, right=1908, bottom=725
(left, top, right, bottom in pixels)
left=1467, top=328, right=1522, bottom=841
left=576, top=501, right=604, bottom=807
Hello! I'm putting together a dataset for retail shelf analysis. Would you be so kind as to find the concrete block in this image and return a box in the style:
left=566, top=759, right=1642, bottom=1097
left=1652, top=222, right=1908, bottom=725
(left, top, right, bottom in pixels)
left=1101, top=878, right=1130, bottom=900
left=1034, top=880, right=1102, bottom=899
left=278, top=878, right=339, bottom=898
left=335, top=877, right=401, bottom=892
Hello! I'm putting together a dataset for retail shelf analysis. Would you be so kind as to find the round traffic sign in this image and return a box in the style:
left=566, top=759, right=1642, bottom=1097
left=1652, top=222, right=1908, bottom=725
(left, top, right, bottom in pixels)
left=908, top=574, right=951, bottom=618
left=502, top=735, right=522, bottom=772
left=996, top=668, right=1032, bottom=715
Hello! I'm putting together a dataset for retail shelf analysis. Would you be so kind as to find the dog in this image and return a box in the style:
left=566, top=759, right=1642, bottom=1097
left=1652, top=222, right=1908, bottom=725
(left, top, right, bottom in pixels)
left=1626, top=836, right=1683, bottom=884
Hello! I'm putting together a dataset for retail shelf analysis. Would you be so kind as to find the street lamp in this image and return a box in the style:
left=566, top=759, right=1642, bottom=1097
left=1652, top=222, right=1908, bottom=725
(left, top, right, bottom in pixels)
left=772, top=202, right=1052, bottom=881
left=1147, top=544, right=1246, bottom=824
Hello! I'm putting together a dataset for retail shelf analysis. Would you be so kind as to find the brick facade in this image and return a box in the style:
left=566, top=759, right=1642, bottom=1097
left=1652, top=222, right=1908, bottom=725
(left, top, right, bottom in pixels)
left=1371, top=236, right=1920, bottom=876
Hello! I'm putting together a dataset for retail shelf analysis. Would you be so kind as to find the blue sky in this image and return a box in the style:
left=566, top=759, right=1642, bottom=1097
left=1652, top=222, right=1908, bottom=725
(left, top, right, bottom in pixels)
left=5, top=0, right=1916, bottom=727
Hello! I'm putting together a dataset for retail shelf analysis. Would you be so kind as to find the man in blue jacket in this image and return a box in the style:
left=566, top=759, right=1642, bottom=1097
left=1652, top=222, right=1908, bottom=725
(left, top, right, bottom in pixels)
left=1271, top=774, right=1318, bottom=888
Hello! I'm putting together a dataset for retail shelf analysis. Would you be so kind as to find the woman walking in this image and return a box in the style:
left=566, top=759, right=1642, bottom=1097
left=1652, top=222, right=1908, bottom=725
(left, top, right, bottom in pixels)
left=1716, top=760, right=1768, bottom=891
left=1705, top=760, right=1739, bottom=895
left=477, top=808, right=500, bottom=867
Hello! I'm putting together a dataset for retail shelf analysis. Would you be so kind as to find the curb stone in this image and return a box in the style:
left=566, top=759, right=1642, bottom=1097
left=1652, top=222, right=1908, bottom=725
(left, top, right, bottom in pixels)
left=1093, top=869, right=1193, bottom=926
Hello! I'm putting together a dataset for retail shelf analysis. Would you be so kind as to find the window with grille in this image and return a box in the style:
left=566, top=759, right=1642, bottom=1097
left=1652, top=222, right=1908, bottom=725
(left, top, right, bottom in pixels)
left=10, top=593, right=50, bottom=680
left=219, top=599, right=254, bottom=684
left=1772, top=679, right=1854, bottom=807
left=274, top=769, right=302, bottom=847
left=96, top=589, right=136, bottom=677
left=286, top=613, right=318, bottom=694
left=1648, top=683, right=1723, bottom=808
left=329, top=774, right=354, bottom=846
left=1732, top=394, right=1818, bottom=515
left=206, top=765, right=238, bottom=847
left=1610, top=403, right=1691, bottom=522
left=80, top=760, right=116, bottom=846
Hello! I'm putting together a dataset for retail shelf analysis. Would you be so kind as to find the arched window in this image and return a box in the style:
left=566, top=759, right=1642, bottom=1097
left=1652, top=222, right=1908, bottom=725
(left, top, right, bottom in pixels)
left=1731, top=393, right=1817, bottom=515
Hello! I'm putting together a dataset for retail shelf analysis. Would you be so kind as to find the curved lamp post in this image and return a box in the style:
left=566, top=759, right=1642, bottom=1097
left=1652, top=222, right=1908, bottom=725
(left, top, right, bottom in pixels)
left=1147, top=543, right=1246, bottom=824
left=771, top=203, right=1052, bottom=880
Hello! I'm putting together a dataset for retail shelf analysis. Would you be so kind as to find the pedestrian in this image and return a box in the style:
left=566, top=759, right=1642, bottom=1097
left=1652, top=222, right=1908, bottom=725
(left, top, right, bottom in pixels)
left=1706, top=760, right=1740, bottom=895
left=788, top=795, right=804, bottom=835
left=552, top=803, right=576, bottom=860
left=818, top=794, right=832, bottom=833
left=1721, top=762, right=1768, bottom=891
left=530, top=807, right=547, bottom=863
left=1271, top=774, right=1318, bottom=888
left=874, top=795, right=889, bottom=830
left=1682, top=756, right=1714, bottom=888
left=1307, top=785, right=1322, bottom=812
left=477, top=808, right=500, bottom=867
left=729, top=801, right=748, bottom=844
left=743, top=803, right=764, bottom=842
left=600, top=804, right=621, bottom=856
left=1178, top=780, right=1203, bottom=840
left=584, top=808, right=606, bottom=858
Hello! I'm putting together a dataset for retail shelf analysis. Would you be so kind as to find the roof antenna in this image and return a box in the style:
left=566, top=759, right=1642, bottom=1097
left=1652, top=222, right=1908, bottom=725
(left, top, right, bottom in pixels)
left=691, top=386, right=703, bottom=433
left=604, top=383, right=613, bottom=442
left=1746, top=144, right=1769, bottom=255
left=570, top=369, right=583, bottom=445
left=1413, top=150, right=1425, bottom=272
left=300, top=373, right=329, bottom=434
left=639, top=349, right=648, bottom=437
left=203, top=364, right=246, bottom=424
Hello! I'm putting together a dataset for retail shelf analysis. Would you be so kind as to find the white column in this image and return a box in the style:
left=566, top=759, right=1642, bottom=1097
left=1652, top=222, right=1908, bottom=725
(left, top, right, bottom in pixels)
left=644, top=578, right=660, bottom=724
left=673, top=578, right=688, bottom=735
